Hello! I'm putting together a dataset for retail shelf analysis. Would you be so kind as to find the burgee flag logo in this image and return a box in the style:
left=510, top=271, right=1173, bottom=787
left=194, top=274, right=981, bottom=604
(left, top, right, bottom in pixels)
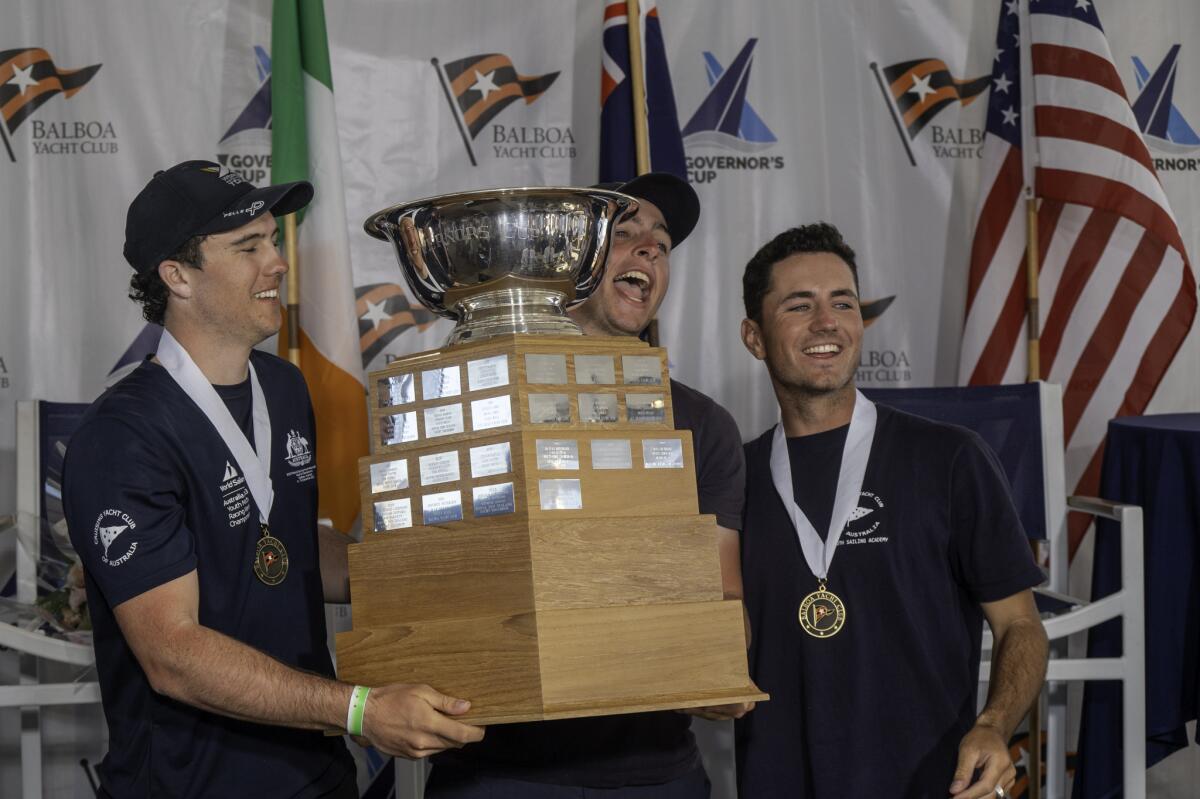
left=1, top=47, right=103, bottom=162
left=432, top=52, right=564, bottom=166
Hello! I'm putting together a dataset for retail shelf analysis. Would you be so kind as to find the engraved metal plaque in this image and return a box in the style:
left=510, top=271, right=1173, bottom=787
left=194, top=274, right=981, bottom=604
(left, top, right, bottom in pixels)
left=419, top=451, right=461, bottom=486
left=467, top=355, right=510, bottom=391
left=626, top=394, right=666, bottom=424
left=526, top=353, right=568, bottom=384
left=373, top=498, right=412, bottom=531
left=424, top=403, right=465, bottom=438
left=369, top=458, right=409, bottom=493
left=380, top=411, right=419, bottom=445
left=578, top=393, right=619, bottom=423
left=529, top=393, right=571, bottom=424
left=591, top=439, right=633, bottom=470
left=642, top=438, right=685, bottom=469
left=471, top=394, right=513, bottom=431
left=422, top=490, right=464, bottom=524
left=377, top=373, right=415, bottom=407
left=536, top=439, right=580, bottom=470
left=539, top=478, right=583, bottom=510
left=422, top=365, right=462, bottom=400
left=473, top=482, right=516, bottom=518
left=574, top=354, right=616, bottom=385
left=470, top=442, right=512, bottom=478
left=622, top=355, right=663, bottom=385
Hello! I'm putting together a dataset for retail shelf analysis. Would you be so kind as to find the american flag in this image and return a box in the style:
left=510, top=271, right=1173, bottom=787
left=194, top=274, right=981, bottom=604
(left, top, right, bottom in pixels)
left=599, top=0, right=686, bottom=181
left=959, top=0, right=1197, bottom=554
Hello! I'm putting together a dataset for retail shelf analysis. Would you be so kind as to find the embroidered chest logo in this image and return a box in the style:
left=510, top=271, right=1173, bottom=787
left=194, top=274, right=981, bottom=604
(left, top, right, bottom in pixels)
left=839, top=490, right=888, bottom=546
left=93, top=508, right=137, bottom=566
left=219, top=460, right=251, bottom=528
left=284, top=428, right=316, bottom=483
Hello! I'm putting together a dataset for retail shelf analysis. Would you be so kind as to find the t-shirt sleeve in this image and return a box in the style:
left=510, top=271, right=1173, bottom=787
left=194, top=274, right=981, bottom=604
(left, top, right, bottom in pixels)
left=948, top=431, right=1045, bottom=603
left=63, top=417, right=198, bottom=608
left=695, top=401, right=746, bottom=531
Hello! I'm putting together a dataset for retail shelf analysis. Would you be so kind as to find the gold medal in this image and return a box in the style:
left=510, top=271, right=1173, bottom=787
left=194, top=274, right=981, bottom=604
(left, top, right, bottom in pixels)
left=253, top=523, right=288, bottom=586
left=798, top=580, right=845, bottom=638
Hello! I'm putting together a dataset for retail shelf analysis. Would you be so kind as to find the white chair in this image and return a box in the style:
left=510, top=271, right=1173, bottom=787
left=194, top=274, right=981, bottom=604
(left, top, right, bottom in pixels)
left=864, top=382, right=1146, bottom=799
left=1, top=400, right=102, bottom=798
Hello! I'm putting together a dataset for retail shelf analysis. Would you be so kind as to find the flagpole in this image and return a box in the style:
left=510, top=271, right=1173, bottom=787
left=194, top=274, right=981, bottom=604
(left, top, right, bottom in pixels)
left=1017, top=4, right=1043, bottom=797
left=1019, top=0, right=1040, bottom=384
left=625, top=0, right=651, bottom=175
left=284, top=212, right=301, bottom=367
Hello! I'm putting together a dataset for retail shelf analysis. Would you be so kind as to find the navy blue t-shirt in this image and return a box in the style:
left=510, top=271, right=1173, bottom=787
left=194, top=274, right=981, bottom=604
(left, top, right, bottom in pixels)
left=432, top=378, right=746, bottom=787
left=63, top=352, right=353, bottom=798
left=735, top=403, right=1044, bottom=799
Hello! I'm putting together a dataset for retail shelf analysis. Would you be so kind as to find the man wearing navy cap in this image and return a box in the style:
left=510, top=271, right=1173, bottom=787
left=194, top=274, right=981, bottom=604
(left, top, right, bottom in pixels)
left=426, top=173, right=749, bottom=798
left=63, top=160, right=483, bottom=799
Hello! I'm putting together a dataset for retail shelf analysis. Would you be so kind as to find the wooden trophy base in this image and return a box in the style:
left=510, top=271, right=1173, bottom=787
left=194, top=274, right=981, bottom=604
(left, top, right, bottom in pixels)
left=337, top=334, right=767, bottom=723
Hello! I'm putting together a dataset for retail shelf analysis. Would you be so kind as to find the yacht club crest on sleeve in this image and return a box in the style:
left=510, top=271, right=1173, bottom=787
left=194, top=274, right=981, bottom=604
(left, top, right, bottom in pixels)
left=283, top=428, right=316, bottom=483
left=93, top=508, right=138, bottom=566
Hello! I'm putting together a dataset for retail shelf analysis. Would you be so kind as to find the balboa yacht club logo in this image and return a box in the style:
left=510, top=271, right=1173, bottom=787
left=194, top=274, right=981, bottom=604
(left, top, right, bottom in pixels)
left=1131, top=44, right=1200, bottom=172
left=216, top=45, right=273, bottom=183
left=681, top=38, right=784, bottom=184
left=356, top=283, right=437, bottom=369
left=1, top=47, right=110, bottom=162
left=93, top=508, right=137, bottom=566
left=871, top=57, right=989, bottom=165
left=432, top=52, right=567, bottom=166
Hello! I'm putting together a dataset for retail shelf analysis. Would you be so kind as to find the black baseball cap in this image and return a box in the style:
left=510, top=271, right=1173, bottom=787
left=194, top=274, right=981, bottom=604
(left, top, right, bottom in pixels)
left=594, top=172, right=700, bottom=247
left=124, top=159, right=314, bottom=274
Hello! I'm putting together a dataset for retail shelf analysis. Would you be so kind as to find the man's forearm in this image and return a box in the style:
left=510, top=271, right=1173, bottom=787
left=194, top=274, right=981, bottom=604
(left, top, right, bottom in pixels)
left=149, top=621, right=350, bottom=730
left=976, top=618, right=1049, bottom=738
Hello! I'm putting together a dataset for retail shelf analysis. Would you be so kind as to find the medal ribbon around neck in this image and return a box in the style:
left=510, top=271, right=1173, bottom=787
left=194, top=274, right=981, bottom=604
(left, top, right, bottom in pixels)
left=769, top=389, right=877, bottom=636
left=156, top=330, right=274, bottom=525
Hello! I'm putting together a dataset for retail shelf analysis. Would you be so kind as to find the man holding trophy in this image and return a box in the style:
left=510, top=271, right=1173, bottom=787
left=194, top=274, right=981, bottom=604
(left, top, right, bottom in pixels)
left=63, top=161, right=484, bottom=799
left=423, top=173, right=751, bottom=797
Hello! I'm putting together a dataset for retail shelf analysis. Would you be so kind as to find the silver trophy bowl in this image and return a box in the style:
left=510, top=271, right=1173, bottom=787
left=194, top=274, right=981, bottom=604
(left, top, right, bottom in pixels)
left=365, top=187, right=637, bottom=345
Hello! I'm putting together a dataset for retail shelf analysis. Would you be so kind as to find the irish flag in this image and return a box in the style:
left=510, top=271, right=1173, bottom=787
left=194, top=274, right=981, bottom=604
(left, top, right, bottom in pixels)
left=271, top=0, right=366, bottom=531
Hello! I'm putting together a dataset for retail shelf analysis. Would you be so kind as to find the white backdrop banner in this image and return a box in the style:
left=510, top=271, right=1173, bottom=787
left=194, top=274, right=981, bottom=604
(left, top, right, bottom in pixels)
left=2, top=0, right=1196, bottom=511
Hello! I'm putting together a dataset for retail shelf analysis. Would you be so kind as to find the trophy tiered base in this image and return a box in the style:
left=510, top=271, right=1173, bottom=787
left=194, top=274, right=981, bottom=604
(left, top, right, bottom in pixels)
left=335, top=333, right=766, bottom=725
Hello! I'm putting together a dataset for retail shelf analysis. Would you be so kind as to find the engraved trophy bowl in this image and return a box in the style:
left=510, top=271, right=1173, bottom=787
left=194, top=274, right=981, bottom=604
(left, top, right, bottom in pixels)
left=365, top=187, right=637, bottom=345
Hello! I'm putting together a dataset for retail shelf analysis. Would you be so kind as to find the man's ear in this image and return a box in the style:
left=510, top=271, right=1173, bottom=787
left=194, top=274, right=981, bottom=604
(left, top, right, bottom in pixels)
left=158, top=259, right=194, bottom=300
left=741, top=317, right=767, bottom=361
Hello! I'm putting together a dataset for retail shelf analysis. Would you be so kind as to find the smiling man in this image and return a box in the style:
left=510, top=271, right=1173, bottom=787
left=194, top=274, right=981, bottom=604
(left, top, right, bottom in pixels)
left=63, top=161, right=482, bottom=799
left=426, top=173, right=749, bottom=798
left=734, top=222, right=1048, bottom=799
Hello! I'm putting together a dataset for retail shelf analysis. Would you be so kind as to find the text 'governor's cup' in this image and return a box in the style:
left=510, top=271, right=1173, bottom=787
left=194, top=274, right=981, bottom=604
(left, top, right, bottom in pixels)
left=365, top=187, right=637, bottom=344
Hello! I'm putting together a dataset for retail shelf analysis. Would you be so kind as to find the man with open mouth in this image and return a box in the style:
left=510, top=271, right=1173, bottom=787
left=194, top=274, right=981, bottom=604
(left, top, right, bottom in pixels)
left=427, top=173, right=750, bottom=798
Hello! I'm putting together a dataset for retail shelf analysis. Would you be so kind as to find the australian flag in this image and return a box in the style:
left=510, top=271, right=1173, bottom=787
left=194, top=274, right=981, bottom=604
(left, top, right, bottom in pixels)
left=599, top=0, right=686, bottom=181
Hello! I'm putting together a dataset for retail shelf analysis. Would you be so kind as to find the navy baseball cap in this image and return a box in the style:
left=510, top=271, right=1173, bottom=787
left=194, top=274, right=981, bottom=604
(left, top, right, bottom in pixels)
left=123, top=159, right=313, bottom=274
left=594, top=172, right=700, bottom=247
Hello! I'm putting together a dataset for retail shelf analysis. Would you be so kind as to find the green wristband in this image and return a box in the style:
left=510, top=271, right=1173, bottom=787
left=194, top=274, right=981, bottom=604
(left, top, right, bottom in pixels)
left=347, top=685, right=370, bottom=737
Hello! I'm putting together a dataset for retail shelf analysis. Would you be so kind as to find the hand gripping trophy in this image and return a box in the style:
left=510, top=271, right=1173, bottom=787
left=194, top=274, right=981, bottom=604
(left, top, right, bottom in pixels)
left=336, top=187, right=765, bottom=724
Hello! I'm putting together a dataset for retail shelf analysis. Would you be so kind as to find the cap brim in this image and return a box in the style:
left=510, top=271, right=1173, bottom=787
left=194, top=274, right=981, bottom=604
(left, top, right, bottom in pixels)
left=593, top=173, right=700, bottom=246
left=195, top=180, right=314, bottom=235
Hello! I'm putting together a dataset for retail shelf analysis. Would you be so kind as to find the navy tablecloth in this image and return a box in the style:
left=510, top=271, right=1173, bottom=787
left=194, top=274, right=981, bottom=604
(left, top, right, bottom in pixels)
left=1073, top=414, right=1200, bottom=798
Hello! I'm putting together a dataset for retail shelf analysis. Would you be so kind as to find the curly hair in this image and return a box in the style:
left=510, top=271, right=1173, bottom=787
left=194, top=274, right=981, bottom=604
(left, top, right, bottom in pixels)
left=128, top=235, right=205, bottom=325
left=742, top=222, right=860, bottom=323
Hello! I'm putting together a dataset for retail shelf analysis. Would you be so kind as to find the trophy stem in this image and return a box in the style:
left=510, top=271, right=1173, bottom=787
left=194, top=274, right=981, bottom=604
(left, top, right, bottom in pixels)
left=449, top=287, right=582, bottom=345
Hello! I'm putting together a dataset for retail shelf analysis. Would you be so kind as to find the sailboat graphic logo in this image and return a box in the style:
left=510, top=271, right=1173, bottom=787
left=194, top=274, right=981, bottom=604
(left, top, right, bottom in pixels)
left=681, top=39, right=777, bottom=153
left=1132, top=44, right=1200, bottom=153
